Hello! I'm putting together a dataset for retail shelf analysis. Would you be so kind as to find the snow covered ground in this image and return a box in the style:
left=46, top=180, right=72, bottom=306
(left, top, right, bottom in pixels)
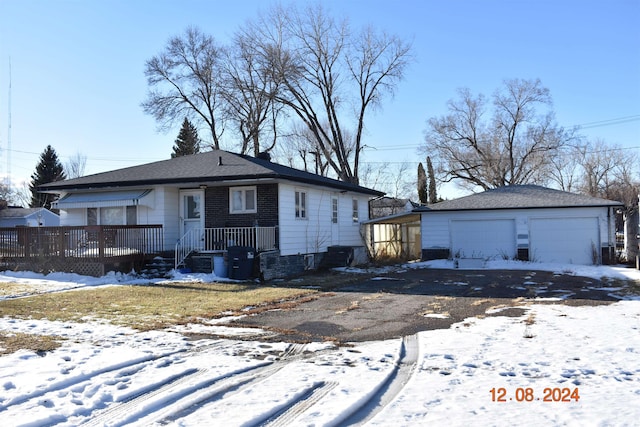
left=0, top=261, right=639, bottom=426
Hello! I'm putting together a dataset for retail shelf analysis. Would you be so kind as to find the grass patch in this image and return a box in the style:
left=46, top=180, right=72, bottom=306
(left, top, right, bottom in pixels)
left=0, top=332, right=64, bottom=355
left=0, top=282, right=316, bottom=331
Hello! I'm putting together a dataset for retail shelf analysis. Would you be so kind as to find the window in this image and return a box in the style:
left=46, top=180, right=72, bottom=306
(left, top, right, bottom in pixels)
left=101, top=207, right=123, bottom=225
left=295, top=190, right=307, bottom=219
left=230, top=186, right=257, bottom=214
left=87, top=208, right=98, bottom=225
left=126, top=206, right=137, bottom=225
left=352, top=199, right=359, bottom=223
left=184, top=194, right=201, bottom=219
left=332, top=197, right=338, bottom=224
left=86, top=206, right=137, bottom=225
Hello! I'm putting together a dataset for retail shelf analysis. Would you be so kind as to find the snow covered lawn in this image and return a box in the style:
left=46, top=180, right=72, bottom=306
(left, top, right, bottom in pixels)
left=0, top=262, right=639, bottom=426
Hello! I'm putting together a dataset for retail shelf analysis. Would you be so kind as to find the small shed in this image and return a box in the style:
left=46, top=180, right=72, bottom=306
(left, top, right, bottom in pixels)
left=416, top=185, right=622, bottom=265
left=362, top=211, right=422, bottom=261
left=0, top=207, right=60, bottom=227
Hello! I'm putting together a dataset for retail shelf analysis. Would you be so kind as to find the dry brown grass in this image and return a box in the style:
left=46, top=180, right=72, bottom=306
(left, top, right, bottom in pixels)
left=0, top=282, right=316, bottom=331
left=0, top=332, right=64, bottom=355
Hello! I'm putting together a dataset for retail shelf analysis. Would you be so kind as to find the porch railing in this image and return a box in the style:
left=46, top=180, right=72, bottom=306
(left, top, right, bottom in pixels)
left=175, top=226, right=278, bottom=269
left=0, top=225, right=163, bottom=261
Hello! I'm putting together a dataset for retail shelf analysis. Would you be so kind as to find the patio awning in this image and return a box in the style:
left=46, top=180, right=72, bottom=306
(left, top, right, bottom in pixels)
left=362, top=211, right=421, bottom=225
left=54, top=189, right=154, bottom=209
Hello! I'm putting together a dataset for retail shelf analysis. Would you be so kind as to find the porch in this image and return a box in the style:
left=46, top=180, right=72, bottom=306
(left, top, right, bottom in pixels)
left=362, top=212, right=422, bottom=262
left=0, top=225, right=164, bottom=276
left=175, top=226, right=278, bottom=270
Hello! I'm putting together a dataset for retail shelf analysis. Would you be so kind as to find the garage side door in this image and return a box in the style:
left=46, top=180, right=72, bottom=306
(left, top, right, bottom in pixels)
left=451, top=219, right=516, bottom=260
left=529, top=217, right=599, bottom=265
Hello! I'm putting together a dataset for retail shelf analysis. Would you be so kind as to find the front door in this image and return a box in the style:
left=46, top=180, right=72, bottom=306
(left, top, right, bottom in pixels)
left=180, top=190, right=205, bottom=242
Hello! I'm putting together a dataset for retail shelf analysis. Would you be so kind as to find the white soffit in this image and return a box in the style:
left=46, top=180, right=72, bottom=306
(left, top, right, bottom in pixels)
left=54, top=189, right=154, bottom=209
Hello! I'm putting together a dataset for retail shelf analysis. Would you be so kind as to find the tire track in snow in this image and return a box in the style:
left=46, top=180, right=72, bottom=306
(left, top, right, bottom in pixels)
left=0, top=350, right=183, bottom=413
left=79, top=343, right=311, bottom=426
left=148, top=343, right=315, bottom=425
left=258, top=381, right=340, bottom=427
left=337, top=333, right=420, bottom=426
left=80, top=363, right=273, bottom=427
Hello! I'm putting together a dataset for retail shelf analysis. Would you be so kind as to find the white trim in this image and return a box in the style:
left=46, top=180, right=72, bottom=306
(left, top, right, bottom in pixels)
left=55, top=189, right=154, bottom=209
left=229, top=186, right=257, bottom=214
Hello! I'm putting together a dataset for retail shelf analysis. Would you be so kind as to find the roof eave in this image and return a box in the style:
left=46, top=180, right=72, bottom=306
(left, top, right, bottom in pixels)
left=39, top=173, right=385, bottom=196
left=415, top=202, right=624, bottom=213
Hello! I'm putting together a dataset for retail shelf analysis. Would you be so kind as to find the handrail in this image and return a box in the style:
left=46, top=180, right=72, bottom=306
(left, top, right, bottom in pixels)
left=174, top=226, right=278, bottom=270
left=174, top=228, right=205, bottom=270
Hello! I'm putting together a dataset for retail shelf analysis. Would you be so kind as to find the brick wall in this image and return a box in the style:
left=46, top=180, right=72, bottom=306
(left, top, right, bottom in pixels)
left=204, top=183, right=278, bottom=228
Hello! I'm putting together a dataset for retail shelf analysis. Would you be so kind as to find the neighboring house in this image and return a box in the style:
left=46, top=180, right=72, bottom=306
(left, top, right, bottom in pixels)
left=0, top=207, right=60, bottom=227
left=416, top=185, right=622, bottom=265
left=369, top=197, right=418, bottom=219
left=39, top=150, right=384, bottom=279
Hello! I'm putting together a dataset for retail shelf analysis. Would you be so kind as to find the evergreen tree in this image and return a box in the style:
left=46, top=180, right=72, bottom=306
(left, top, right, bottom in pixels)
left=417, top=162, right=427, bottom=204
left=427, top=156, right=438, bottom=204
left=29, top=145, right=66, bottom=210
left=171, top=118, right=201, bottom=158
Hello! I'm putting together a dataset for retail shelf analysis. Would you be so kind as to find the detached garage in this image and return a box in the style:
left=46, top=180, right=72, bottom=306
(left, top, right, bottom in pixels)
left=418, top=185, right=622, bottom=265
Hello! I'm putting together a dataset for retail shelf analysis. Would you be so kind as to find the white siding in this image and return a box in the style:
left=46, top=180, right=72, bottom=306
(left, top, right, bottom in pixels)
left=154, top=186, right=180, bottom=251
left=421, top=206, right=615, bottom=265
left=55, top=186, right=179, bottom=252
left=59, top=208, right=85, bottom=226
left=278, top=183, right=371, bottom=256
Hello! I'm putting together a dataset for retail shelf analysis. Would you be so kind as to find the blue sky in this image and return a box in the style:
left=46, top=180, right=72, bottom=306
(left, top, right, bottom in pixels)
left=0, top=0, right=638, bottom=199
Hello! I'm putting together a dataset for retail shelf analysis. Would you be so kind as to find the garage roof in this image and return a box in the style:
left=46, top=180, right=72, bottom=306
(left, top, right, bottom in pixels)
left=414, top=185, right=623, bottom=212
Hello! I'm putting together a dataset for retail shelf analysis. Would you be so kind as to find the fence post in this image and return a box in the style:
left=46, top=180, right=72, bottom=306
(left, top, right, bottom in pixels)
left=59, top=228, right=66, bottom=258
left=98, top=226, right=105, bottom=260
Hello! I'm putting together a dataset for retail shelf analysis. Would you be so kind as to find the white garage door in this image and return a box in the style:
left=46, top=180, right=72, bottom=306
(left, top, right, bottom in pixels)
left=529, top=217, right=599, bottom=265
left=451, top=219, right=516, bottom=259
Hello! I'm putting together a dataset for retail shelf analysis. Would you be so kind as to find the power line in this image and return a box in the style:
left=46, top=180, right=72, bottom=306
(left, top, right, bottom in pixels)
left=368, top=114, right=640, bottom=151
left=575, top=115, right=640, bottom=130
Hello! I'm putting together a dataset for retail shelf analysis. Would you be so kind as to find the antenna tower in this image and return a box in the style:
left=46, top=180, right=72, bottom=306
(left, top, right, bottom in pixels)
left=6, top=57, right=11, bottom=188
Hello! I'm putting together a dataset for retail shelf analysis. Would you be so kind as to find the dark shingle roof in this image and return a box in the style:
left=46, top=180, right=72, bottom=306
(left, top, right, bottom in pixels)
left=39, top=150, right=384, bottom=196
left=414, top=185, right=623, bottom=212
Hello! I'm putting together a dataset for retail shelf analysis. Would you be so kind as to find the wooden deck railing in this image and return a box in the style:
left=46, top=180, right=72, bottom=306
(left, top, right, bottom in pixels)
left=0, top=225, right=164, bottom=261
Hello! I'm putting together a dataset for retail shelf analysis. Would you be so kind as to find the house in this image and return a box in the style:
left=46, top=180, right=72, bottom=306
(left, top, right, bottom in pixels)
left=369, top=197, right=419, bottom=219
left=0, top=207, right=60, bottom=227
left=38, top=150, right=384, bottom=279
left=415, top=185, right=622, bottom=265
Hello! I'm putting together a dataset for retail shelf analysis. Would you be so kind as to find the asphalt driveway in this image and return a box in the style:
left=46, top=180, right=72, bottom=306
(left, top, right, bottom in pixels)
left=229, top=268, right=632, bottom=343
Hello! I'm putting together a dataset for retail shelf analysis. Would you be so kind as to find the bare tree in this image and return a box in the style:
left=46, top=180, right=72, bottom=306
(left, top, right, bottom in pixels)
left=0, top=183, right=13, bottom=207
left=248, top=3, right=411, bottom=183
left=65, top=151, right=87, bottom=179
left=142, top=27, right=225, bottom=149
left=276, top=122, right=331, bottom=175
left=548, top=144, right=582, bottom=192
left=550, top=139, right=640, bottom=262
left=220, top=30, right=285, bottom=157
left=424, top=78, right=575, bottom=190
left=360, top=161, right=414, bottom=200
left=574, top=140, right=639, bottom=262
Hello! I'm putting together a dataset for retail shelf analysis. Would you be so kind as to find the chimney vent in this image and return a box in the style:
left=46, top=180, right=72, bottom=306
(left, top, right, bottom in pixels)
left=257, top=151, right=271, bottom=161
left=218, top=156, right=223, bottom=166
